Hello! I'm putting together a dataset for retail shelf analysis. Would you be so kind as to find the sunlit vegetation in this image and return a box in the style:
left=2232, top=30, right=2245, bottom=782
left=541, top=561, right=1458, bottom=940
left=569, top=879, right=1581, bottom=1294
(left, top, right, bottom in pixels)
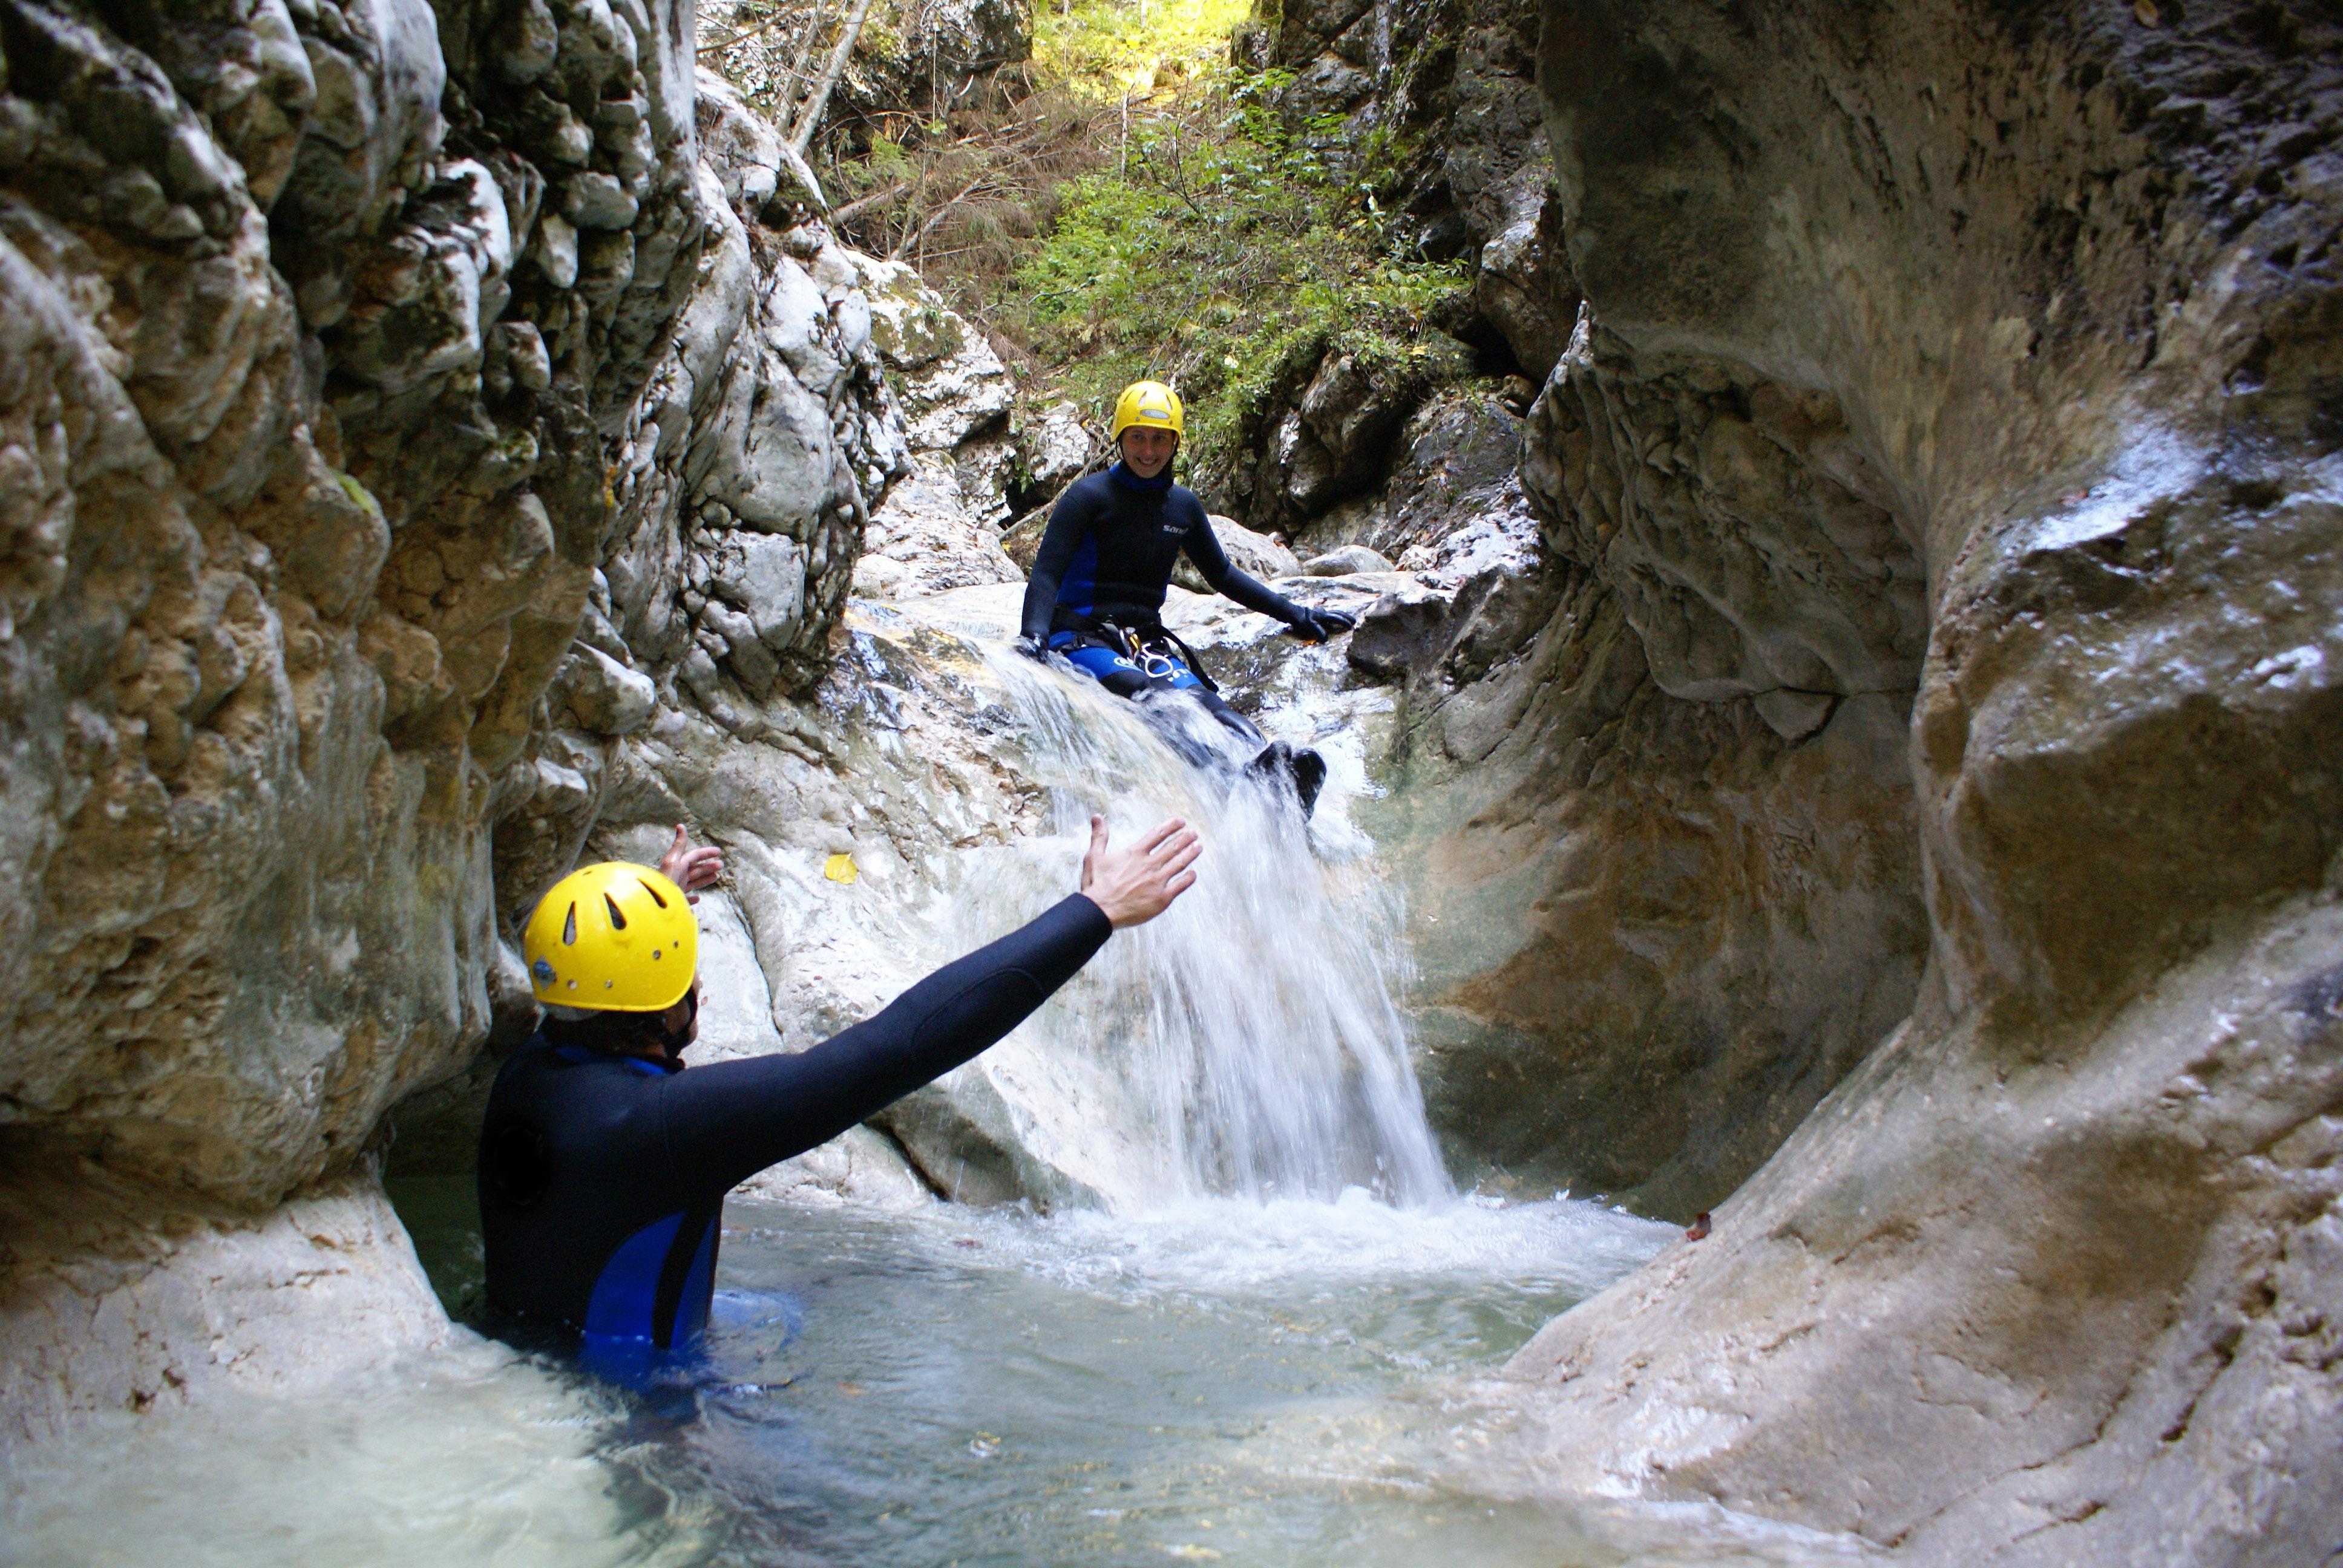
left=704, top=0, right=1467, bottom=472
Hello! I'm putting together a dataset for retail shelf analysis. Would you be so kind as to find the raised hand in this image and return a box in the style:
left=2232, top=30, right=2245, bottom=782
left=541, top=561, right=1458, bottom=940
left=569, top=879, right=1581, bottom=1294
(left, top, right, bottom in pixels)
left=1078, top=815, right=1200, bottom=929
left=658, top=823, right=726, bottom=904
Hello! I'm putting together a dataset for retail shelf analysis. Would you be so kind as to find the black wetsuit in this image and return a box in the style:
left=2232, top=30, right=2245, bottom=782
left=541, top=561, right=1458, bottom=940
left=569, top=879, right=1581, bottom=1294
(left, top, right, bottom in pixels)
left=478, top=894, right=1112, bottom=1351
left=1021, top=468, right=1310, bottom=741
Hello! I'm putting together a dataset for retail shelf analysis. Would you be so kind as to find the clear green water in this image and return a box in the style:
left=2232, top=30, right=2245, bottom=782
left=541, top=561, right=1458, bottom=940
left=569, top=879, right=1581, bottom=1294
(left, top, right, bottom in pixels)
left=10, top=1183, right=1875, bottom=1568
left=3, top=1188, right=1872, bottom=1566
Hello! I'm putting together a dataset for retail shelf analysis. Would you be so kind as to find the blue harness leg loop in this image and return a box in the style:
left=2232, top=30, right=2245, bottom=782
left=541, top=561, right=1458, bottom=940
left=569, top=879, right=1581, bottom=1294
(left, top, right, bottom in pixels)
left=1063, top=642, right=1204, bottom=691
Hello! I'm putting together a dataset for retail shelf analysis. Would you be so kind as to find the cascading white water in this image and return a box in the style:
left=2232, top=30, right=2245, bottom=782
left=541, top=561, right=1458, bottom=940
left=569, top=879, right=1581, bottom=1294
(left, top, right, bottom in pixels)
left=2, top=603, right=1858, bottom=1568
left=939, top=644, right=1453, bottom=1208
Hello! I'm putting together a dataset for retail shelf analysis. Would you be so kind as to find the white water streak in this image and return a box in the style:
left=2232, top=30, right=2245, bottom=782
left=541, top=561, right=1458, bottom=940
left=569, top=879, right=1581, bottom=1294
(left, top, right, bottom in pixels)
left=965, top=647, right=1451, bottom=1207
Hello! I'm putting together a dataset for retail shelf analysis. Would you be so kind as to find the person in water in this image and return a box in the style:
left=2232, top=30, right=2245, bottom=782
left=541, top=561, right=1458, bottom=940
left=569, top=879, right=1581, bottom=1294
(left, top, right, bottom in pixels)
left=1016, top=380, right=1357, bottom=814
left=479, top=817, right=1199, bottom=1353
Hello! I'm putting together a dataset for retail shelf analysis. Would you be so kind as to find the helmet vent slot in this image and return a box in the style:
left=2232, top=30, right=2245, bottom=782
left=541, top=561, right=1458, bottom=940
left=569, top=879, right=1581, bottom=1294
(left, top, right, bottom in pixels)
left=603, top=893, right=628, bottom=930
left=641, top=880, right=668, bottom=909
left=561, top=903, right=577, bottom=946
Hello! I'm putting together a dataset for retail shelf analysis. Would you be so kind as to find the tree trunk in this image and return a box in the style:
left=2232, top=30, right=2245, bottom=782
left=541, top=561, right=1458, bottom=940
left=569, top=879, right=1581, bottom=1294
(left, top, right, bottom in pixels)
left=787, top=0, right=877, bottom=157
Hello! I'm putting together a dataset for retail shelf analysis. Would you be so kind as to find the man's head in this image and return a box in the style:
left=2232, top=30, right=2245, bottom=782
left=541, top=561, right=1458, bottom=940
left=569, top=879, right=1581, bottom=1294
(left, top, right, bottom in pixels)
left=523, top=862, right=701, bottom=1059
left=1111, top=381, right=1182, bottom=478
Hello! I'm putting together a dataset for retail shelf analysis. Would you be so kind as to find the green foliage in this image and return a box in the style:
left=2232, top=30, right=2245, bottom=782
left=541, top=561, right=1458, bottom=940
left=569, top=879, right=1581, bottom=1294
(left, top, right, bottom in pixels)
left=994, top=63, right=1466, bottom=475
left=781, top=0, right=1469, bottom=479
left=1034, top=0, right=1256, bottom=100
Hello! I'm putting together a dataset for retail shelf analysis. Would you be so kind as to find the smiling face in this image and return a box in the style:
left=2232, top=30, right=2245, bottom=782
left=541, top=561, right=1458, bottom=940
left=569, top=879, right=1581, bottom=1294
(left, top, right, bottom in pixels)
left=1119, top=425, right=1178, bottom=477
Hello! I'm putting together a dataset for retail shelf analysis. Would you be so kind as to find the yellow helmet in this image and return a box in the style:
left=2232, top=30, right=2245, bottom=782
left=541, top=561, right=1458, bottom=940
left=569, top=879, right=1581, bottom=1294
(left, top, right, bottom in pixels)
left=523, top=862, right=698, bottom=1012
left=1110, top=380, right=1184, bottom=440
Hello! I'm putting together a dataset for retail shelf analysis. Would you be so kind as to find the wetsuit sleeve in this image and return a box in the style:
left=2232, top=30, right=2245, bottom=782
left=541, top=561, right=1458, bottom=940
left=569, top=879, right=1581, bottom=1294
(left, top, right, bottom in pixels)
left=1021, top=485, right=1097, bottom=641
left=1182, top=513, right=1306, bottom=625
left=655, top=893, right=1115, bottom=1195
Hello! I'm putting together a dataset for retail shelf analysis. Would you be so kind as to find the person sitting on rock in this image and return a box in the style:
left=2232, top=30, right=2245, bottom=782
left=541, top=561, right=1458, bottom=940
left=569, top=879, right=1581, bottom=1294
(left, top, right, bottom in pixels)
left=479, top=818, right=1198, bottom=1357
left=1015, top=380, right=1356, bottom=815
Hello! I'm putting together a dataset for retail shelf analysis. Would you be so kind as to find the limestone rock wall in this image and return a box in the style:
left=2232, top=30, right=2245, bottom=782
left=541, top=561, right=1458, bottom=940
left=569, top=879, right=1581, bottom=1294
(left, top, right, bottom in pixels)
left=1260, top=0, right=1575, bottom=377
left=0, top=0, right=925, bottom=1439
left=1352, top=359, right=1927, bottom=1216
left=1497, top=1, right=2343, bottom=1560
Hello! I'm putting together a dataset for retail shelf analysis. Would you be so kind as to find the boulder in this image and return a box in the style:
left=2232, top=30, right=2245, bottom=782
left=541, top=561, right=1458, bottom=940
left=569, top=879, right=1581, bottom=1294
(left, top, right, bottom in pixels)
left=693, top=66, right=826, bottom=224
left=1020, top=400, right=1096, bottom=497
left=1303, top=544, right=1392, bottom=576
left=550, top=644, right=658, bottom=736
left=1175, top=516, right=1301, bottom=592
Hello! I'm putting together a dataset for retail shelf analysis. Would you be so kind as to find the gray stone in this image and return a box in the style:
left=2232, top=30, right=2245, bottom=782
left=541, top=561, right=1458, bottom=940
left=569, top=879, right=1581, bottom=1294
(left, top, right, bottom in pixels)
left=1345, top=583, right=1452, bottom=681
left=693, top=67, right=825, bottom=222
left=491, top=319, right=552, bottom=391
left=1303, top=544, right=1392, bottom=577
left=496, top=0, right=561, bottom=82
left=1752, top=688, right=1833, bottom=743
left=1174, top=515, right=1300, bottom=593
left=531, top=210, right=579, bottom=287
left=552, top=644, right=657, bottom=735
left=330, top=159, right=515, bottom=396
left=562, top=171, right=639, bottom=229
left=856, top=455, right=1021, bottom=600
left=1021, top=400, right=1095, bottom=495
left=709, top=531, right=809, bottom=647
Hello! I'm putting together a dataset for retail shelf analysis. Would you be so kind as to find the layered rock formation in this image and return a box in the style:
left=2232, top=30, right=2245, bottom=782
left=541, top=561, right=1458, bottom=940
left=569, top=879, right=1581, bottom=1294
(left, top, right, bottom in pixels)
left=1362, top=324, right=1930, bottom=1218
left=1206, top=0, right=1576, bottom=531
left=0, top=0, right=926, bottom=1437
left=1493, top=1, right=2343, bottom=1561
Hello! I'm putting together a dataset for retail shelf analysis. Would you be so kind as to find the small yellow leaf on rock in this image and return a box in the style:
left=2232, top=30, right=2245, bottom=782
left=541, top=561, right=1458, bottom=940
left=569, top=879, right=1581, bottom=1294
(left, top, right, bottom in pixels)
left=824, top=852, right=859, bottom=884
left=2134, top=0, right=2160, bottom=23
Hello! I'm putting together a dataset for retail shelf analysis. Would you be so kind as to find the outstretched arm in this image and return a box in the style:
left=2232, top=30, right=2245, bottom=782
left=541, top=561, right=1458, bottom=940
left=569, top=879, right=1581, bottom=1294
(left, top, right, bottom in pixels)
left=1182, top=517, right=1296, bottom=621
left=1184, top=518, right=1357, bottom=641
left=659, top=818, right=1200, bottom=1195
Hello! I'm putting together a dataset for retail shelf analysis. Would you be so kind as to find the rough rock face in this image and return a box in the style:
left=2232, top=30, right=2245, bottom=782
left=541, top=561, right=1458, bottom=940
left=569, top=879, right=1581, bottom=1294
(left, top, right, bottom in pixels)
left=0, top=0, right=922, bottom=1439
left=1208, top=0, right=1574, bottom=537
left=1263, top=0, right=1577, bottom=379
left=1216, top=339, right=1465, bottom=531
left=844, top=0, right=1035, bottom=122
left=1316, top=363, right=1925, bottom=1218
left=1496, top=1, right=2343, bottom=1560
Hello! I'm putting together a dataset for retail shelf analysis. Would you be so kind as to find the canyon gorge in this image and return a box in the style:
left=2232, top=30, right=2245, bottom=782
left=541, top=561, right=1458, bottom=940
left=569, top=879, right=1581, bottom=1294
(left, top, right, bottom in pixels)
left=0, top=0, right=2337, bottom=1561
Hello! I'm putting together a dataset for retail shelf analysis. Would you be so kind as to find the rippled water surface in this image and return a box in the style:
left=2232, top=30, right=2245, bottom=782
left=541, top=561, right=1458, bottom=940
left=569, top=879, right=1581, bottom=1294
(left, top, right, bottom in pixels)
left=6, top=619, right=1879, bottom=1567
left=6, top=1188, right=1873, bottom=1568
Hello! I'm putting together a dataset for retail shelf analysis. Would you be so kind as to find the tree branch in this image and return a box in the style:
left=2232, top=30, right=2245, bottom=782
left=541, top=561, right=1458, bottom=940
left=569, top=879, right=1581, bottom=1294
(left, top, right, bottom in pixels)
left=787, top=0, right=877, bottom=156
left=828, top=180, right=909, bottom=224
left=888, top=174, right=992, bottom=261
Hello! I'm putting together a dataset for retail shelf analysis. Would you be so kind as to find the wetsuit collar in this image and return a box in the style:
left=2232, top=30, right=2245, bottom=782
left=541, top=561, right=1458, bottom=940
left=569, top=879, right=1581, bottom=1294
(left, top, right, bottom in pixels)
left=549, top=1041, right=683, bottom=1076
left=1109, top=460, right=1173, bottom=492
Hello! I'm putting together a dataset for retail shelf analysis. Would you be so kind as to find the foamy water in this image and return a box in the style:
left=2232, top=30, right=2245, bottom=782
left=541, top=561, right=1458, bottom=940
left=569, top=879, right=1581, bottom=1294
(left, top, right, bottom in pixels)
left=2, top=608, right=1879, bottom=1567
left=930, top=644, right=1452, bottom=1207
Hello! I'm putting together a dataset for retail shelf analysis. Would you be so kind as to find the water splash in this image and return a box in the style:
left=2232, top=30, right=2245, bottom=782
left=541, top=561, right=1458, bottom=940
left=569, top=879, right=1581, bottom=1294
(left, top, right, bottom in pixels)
left=951, top=647, right=1452, bottom=1209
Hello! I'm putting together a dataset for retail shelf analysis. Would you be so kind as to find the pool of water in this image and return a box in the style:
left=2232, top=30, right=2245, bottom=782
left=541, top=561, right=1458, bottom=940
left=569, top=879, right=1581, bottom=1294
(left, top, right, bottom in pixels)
left=3, top=1186, right=1876, bottom=1568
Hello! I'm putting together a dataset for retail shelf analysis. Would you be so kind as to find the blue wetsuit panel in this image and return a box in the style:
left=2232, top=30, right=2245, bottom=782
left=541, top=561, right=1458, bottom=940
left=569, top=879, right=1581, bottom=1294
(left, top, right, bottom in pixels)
left=583, top=1211, right=687, bottom=1344
left=1058, top=536, right=1101, bottom=619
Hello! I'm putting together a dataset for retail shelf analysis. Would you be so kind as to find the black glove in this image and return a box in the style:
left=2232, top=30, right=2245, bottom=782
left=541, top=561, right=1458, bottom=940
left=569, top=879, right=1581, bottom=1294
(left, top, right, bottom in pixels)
left=1014, top=633, right=1050, bottom=662
left=1286, top=606, right=1358, bottom=644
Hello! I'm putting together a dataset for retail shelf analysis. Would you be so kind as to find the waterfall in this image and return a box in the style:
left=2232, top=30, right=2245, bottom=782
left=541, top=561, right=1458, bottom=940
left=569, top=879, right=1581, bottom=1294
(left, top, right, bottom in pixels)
left=940, top=646, right=1453, bottom=1209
